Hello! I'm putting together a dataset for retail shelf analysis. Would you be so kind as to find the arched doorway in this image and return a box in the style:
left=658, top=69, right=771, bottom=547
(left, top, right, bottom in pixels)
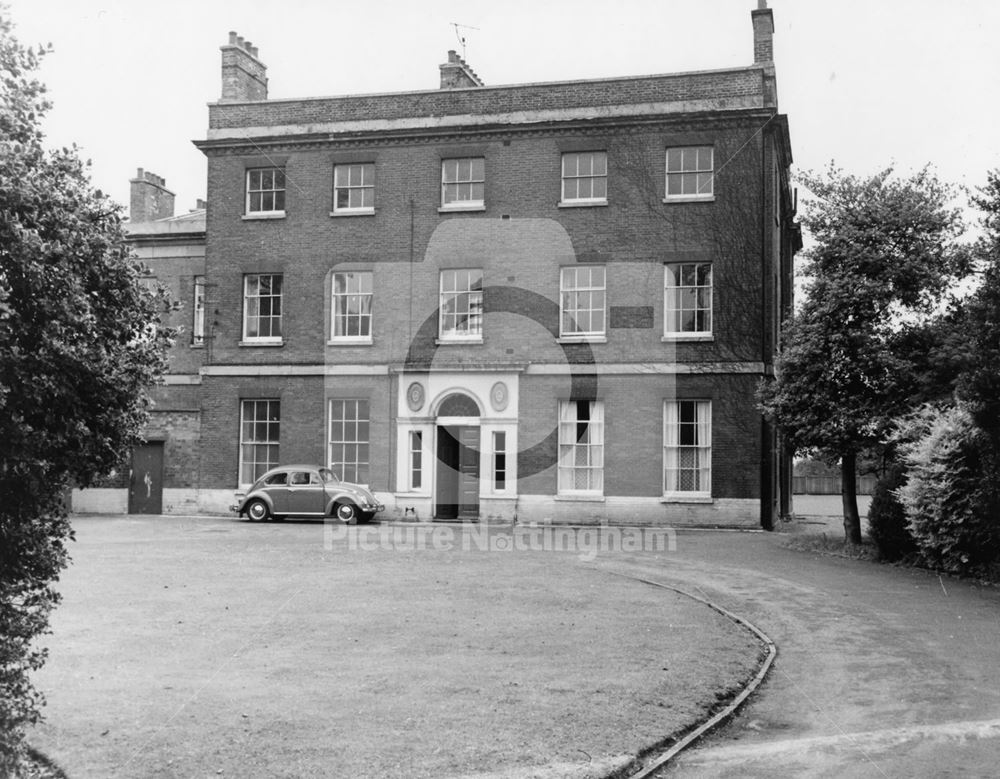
left=435, top=392, right=481, bottom=519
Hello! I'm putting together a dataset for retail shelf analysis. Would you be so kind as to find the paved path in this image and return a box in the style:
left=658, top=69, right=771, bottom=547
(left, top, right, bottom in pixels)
left=596, top=531, right=1000, bottom=778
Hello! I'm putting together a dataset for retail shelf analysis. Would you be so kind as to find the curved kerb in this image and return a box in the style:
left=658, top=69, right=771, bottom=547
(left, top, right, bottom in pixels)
left=604, top=571, right=778, bottom=779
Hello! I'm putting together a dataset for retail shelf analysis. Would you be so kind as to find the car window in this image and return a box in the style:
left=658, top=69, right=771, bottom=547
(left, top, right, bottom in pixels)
left=290, top=472, right=311, bottom=486
left=319, top=468, right=339, bottom=484
left=265, top=472, right=288, bottom=486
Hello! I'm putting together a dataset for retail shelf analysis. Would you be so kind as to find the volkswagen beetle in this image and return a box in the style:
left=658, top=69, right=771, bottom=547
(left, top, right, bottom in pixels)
left=232, top=465, right=384, bottom=523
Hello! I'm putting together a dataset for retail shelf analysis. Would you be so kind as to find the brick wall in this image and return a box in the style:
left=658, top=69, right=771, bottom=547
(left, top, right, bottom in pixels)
left=204, top=119, right=767, bottom=368
left=208, top=67, right=768, bottom=129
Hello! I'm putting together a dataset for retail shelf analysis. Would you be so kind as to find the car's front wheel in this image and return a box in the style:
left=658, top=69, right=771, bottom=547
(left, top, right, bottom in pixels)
left=335, top=502, right=358, bottom=524
left=246, top=499, right=270, bottom=522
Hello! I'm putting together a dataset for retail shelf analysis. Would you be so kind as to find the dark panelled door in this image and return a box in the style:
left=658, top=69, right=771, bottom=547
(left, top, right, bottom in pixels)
left=129, top=442, right=164, bottom=514
left=435, top=425, right=480, bottom=519
left=457, top=426, right=480, bottom=518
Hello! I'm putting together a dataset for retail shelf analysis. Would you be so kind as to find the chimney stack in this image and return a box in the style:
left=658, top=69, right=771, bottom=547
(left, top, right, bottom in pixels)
left=751, top=0, right=774, bottom=63
left=129, top=168, right=175, bottom=222
left=220, top=30, right=268, bottom=102
left=439, top=50, right=485, bottom=89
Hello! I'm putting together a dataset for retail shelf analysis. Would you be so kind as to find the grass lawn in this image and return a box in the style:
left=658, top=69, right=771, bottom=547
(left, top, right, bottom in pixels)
left=30, top=517, right=763, bottom=778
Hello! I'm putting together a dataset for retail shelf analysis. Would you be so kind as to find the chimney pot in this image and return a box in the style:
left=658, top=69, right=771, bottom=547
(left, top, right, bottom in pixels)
left=220, top=31, right=268, bottom=101
left=751, top=3, right=774, bottom=63
left=129, top=168, right=175, bottom=222
left=440, top=50, right=485, bottom=89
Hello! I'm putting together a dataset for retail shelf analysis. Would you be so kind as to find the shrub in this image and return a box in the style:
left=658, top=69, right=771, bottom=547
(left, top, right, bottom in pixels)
left=866, top=461, right=916, bottom=561
left=896, top=405, right=1000, bottom=575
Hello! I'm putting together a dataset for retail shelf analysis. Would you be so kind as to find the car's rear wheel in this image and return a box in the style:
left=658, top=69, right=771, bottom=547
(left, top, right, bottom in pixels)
left=335, top=502, right=357, bottom=524
left=246, top=499, right=270, bottom=522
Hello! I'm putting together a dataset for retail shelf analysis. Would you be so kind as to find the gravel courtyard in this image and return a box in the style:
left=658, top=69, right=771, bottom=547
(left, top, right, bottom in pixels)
left=29, top=516, right=764, bottom=778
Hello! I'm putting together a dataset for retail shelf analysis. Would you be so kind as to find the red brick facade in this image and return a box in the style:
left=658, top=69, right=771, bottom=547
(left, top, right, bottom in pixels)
left=78, top=4, right=800, bottom=526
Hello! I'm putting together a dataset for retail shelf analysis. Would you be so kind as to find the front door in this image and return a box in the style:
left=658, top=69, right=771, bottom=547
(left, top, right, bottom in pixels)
left=435, top=425, right=480, bottom=519
left=129, top=442, right=164, bottom=514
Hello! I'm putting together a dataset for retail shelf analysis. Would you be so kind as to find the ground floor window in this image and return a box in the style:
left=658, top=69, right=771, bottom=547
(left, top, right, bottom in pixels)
left=409, top=430, right=423, bottom=490
left=239, top=399, right=280, bottom=485
left=493, top=431, right=507, bottom=491
left=558, top=400, right=604, bottom=494
left=663, top=400, right=711, bottom=495
left=329, top=399, right=370, bottom=484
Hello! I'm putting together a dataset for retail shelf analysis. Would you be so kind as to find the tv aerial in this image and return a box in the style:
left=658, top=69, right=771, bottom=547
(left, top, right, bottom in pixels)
left=450, top=22, right=479, bottom=59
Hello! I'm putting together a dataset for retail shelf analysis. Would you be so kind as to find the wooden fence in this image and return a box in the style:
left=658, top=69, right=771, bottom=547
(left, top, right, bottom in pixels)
left=792, top=475, right=878, bottom=495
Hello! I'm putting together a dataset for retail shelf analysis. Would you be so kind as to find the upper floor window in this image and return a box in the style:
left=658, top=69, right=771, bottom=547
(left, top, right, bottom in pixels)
left=246, top=167, right=286, bottom=215
left=192, top=276, right=206, bottom=346
left=243, top=273, right=283, bottom=343
left=441, top=158, right=485, bottom=209
left=331, top=271, right=373, bottom=342
left=664, top=263, right=712, bottom=337
left=560, top=266, right=606, bottom=339
left=439, top=269, right=483, bottom=341
left=665, top=147, right=714, bottom=200
left=334, top=163, right=375, bottom=214
left=663, top=400, right=711, bottom=496
left=561, top=151, right=607, bottom=204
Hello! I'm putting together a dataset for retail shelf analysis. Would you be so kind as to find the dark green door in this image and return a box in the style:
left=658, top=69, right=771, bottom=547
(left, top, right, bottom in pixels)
left=129, top=442, right=164, bottom=514
left=435, top=425, right=479, bottom=519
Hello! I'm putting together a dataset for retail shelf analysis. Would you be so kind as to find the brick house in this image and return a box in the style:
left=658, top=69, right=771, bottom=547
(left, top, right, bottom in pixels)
left=72, top=171, right=207, bottom=515
left=80, top=1, right=800, bottom=526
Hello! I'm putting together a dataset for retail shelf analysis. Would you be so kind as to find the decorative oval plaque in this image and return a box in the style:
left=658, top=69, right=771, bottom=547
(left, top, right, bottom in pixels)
left=406, top=381, right=425, bottom=412
left=490, top=381, right=509, bottom=412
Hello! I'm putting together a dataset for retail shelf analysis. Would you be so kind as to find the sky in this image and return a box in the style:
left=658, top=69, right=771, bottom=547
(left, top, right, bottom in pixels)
left=7, top=0, right=1000, bottom=219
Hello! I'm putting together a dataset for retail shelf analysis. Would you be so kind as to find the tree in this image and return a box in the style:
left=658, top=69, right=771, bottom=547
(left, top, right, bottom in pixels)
left=758, top=166, right=970, bottom=544
left=0, top=11, right=170, bottom=771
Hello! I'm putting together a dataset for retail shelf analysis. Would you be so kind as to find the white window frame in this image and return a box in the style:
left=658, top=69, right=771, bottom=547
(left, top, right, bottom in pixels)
left=492, top=430, right=508, bottom=493
left=239, top=399, right=280, bottom=487
left=192, top=276, right=205, bottom=346
left=329, top=399, right=370, bottom=485
left=333, top=163, right=375, bottom=215
left=664, top=146, right=714, bottom=201
left=409, top=430, right=424, bottom=491
left=330, top=271, right=373, bottom=344
left=440, top=157, right=485, bottom=210
left=557, top=400, right=604, bottom=496
left=664, top=262, right=713, bottom=339
left=560, top=151, right=608, bottom=205
left=245, top=167, right=286, bottom=216
left=438, top=269, right=484, bottom=341
left=663, top=400, right=712, bottom=498
left=559, top=266, right=606, bottom=340
left=242, top=274, right=283, bottom=343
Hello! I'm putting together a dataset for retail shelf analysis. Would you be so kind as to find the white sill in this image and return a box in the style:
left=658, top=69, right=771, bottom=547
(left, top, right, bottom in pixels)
left=554, top=494, right=606, bottom=502
left=662, top=333, right=714, bottom=342
left=438, top=204, right=486, bottom=213
left=662, top=195, right=715, bottom=204
left=660, top=495, right=713, bottom=504
left=327, top=337, right=374, bottom=346
left=558, top=199, right=608, bottom=208
left=190, top=343, right=205, bottom=349
left=239, top=339, right=284, bottom=347
left=435, top=337, right=484, bottom=345
left=557, top=336, right=607, bottom=344
left=242, top=211, right=286, bottom=220
left=329, top=209, right=375, bottom=217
